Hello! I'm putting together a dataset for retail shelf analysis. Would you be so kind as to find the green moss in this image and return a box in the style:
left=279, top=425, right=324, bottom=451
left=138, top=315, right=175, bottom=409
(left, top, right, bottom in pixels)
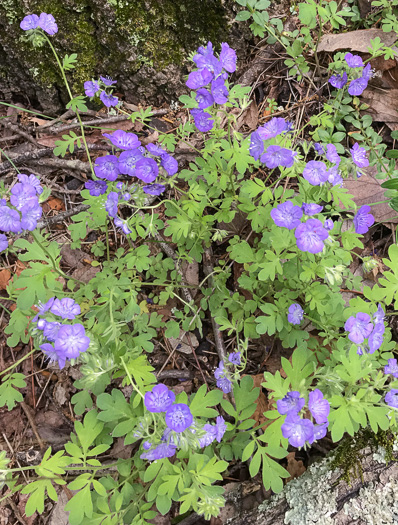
left=0, top=0, right=228, bottom=103
left=331, top=428, right=397, bottom=484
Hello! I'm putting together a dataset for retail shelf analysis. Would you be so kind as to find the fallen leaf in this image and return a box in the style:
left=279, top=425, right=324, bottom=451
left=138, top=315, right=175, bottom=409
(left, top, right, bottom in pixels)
left=14, top=260, right=26, bottom=276
left=0, top=269, right=11, bottom=290
left=251, top=374, right=268, bottom=426
left=361, top=89, right=398, bottom=125
left=285, top=451, right=306, bottom=482
left=236, top=99, right=259, bottom=131
left=43, top=197, right=65, bottom=212
left=344, top=166, right=398, bottom=224
left=318, top=29, right=397, bottom=54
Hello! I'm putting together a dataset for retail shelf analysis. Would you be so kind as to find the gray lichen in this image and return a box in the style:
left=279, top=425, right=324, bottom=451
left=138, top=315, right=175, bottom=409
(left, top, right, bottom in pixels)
left=259, top=457, right=341, bottom=525
left=343, top=480, right=398, bottom=524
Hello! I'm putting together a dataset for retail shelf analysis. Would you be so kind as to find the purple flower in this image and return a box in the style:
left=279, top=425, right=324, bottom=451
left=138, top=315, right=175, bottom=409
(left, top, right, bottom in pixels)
left=165, top=403, right=193, bottom=432
left=20, top=14, right=39, bottom=31
left=287, top=304, right=304, bottom=325
left=20, top=202, right=42, bottom=231
left=219, top=42, right=237, bottom=73
left=313, top=423, right=328, bottom=440
left=85, top=180, right=108, bottom=196
left=228, top=352, right=241, bottom=365
left=324, top=219, right=334, bottom=231
left=277, top=391, right=305, bottom=415
left=143, top=183, right=166, bottom=196
left=54, top=323, right=90, bottom=359
left=214, top=362, right=232, bottom=393
left=114, top=217, right=131, bottom=235
left=295, top=219, right=328, bottom=254
left=43, top=321, right=62, bottom=342
left=17, top=174, right=43, bottom=195
left=38, top=13, right=58, bottom=35
left=37, top=319, right=47, bottom=330
left=100, top=91, right=119, bottom=108
left=84, top=80, right=100, bottom=97
left=214, top=416, right=227, bottom=442
left=344, top=313, right=373, bottom=344
left=257, top=118, right=289, bottom=140
left=118, top=149, right=143, bottom=177
left=384, top=359, right=398, bottom=378
left=348, top=76, right=368, bottom=96
left=191, top=109, right=214, bottom=132
left=350, top=143, right=369, bottom=168
left=144, top=384, right=175, bottom=413
left=146, top=143, right=166, bottom=157
left=94, top=155, right=120, bottom=181
left=199, top=424, right=217, bottom=447
left=385, top=389, right=398, bottom=409
left=161, top=154, right=178, bottom=176
left=329, top=72, right=348, bottom=89
left=193, top=43, right=221, bottom=76
left=302, top=203, right=323, bottom=216
left=270, top=201, right=303, bottom=230
left=103, top=130, right=140, bottom=150
left=368, top=322, right=385, bottom=354
left=211, top=76, right=229, bottom=104
left=362, top=63, right=373, bottom=81
left=33, top=298, right=55, bottom=321
left=100, top=75, right=117, bottom=86
left=0, top=206, right=22, bottom=234
left=260, top=146, right=295, bottom=169
left=303, top=161, right=328, bottom=186
left=140, top=443, right=177, bottom=461
left=374, top=304, right=385, bottom=324
left=186, top=68, right=214, bottom=90
left=354, top=205, right=374, bottom=234
left=50, top=298, right=81, bottom=320
left=345, top=53, right=364, bottom=68
left=40, top=343, right=66, bottom=370
left=249, top=131, right=264, bottom=161
left=327, top=166, right=343, bottom=186
left=196, top=88, right=214, bottom=109
left=105, top=192, right=119, bottom=218
left=135, top=158, right=159, bottom=183
left=308, top=389, right=330, bottom=424
left=326, top=144, right=341, bottom=165
left=314, top=143, right=326, bottom=155
left=0, top=234, right=8, bottom=252
left=281, top=414, right=314, bottom=448
left=10, top=183, right=37, bottom=211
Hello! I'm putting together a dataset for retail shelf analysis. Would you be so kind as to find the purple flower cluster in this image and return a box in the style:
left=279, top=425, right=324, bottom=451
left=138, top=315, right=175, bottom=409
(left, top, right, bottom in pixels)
left=279, top=389, right=330, bottom=448
left=20, top=13, right=58, bottom=35
left=345, top=305, right=386, bottom=353
left=186, top=42, right=237, bottom=132
left=249, top=117, right=293, bottom=162
left=270, top=201, right=329, bottom=254
left=141, top=383, right=227, bottom=461
left=0, top=174, right=44, bottom=251
left=329, top=54, right=372, bottom=97
left=214, top=361, right=232, bottom=393
left=34, top=297, right=89, bottom=369
left=84, top=76, right=119, bottom=108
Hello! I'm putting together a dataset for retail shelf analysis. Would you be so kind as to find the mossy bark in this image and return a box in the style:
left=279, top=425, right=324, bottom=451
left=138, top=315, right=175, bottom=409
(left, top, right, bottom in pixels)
left=0, top=0, right=246, bottom=113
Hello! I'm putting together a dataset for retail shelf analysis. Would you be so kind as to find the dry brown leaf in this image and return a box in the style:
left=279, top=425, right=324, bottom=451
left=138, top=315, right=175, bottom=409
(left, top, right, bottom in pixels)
left=43, top=197, right=65, bottom=212
left=251, top=374, right=268, bottom=426
left=344, top=166, right=398, bottom=224
left=318, top=29, right=397, bottom=54
left=14, top=260, right=26, bottom=276
left=361, top=89, right=398, bottom=125
left=236, top=99, right=259, bottom=131
left=285, top=451, right=306, bottom=482
left=0, top=269, right=11, bottom=291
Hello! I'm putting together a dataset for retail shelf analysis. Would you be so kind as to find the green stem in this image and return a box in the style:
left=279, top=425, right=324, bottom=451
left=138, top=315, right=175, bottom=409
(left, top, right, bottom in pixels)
left=0, top=147, right=20, bottom=173
left=120, top=357, right=145, bottom=399
left=42, top=33, right=95, bottom=178
left=0, top=349, right=35, bottom=377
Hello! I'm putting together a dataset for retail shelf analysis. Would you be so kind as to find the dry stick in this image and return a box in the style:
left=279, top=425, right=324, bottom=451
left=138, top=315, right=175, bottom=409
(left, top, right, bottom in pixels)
left=0, top=120, right=41, bottom=147
left=20, top=402, right=45, bottom=450
left=36, top=204, right=89, bottom=230
left=6, top=497, right=28, bottom=525
left=0, top=147, right=53, bottom=174
left=40, top=108, right=170, bottom=135
left=28, top=157, right=91, bottom=173
left=202, top=247, right=228, bottom=364
left=157, top=369, right=194, bottom=380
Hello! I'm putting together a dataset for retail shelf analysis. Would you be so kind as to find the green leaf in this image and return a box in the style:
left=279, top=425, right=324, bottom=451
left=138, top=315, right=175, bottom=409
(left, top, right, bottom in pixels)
left=0, top=373, right=26, bottom=410
left=63, top=53, right=78, bottom=71
left=189, top=384, right=223, bottom=418
left=386, top=150, right=398, bottom=159
left=236, top=10, right=251, bottom=21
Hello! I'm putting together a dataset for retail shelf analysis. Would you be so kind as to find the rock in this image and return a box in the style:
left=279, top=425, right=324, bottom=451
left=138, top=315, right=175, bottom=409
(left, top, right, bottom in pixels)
left=0, top=0, right=249, bottom=113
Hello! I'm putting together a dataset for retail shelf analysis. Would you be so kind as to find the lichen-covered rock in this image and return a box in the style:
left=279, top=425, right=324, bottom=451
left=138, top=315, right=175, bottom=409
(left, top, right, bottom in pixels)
left=0, top=0, right=248, bottom=113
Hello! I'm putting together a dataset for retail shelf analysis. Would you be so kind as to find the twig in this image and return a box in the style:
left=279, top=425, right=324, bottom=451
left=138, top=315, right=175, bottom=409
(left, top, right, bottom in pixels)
left=202, top=247, right=228, bottom=364
left=157, top=369, right=194, bottom=380
left=40, top=108, right=169, bottom=135
left=36, top=204, right=90, bottom=230
left=28, top=157, right=90, bottom=173
left=6, top=498, right=28, bottom=525
left=20, top=402, right=45, bottom=450
left=0, top=147, right=53, bottom=174
left=0, top=120, right=41, bottom=147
